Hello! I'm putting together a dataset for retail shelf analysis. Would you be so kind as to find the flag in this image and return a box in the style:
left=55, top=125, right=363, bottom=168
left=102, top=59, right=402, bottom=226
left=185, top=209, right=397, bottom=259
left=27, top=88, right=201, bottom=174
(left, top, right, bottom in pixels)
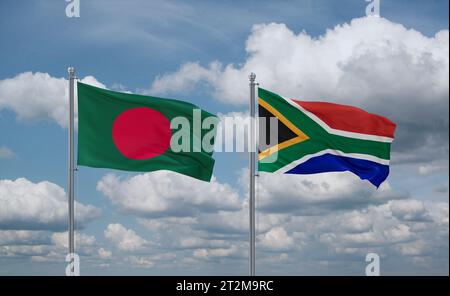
left=77, top=82, right=218, bottom=182
left=258, top=88, right=396, bottom=187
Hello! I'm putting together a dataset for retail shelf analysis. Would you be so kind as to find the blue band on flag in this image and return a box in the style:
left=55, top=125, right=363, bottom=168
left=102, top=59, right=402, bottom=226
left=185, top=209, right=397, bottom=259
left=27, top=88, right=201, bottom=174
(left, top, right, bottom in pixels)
left=284, top=153, right=390, bottom=187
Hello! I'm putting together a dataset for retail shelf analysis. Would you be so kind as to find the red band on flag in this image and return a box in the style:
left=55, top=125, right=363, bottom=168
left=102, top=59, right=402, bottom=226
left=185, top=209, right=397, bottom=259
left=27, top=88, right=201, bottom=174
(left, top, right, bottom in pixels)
left=292, top=100, right=396, bottom=138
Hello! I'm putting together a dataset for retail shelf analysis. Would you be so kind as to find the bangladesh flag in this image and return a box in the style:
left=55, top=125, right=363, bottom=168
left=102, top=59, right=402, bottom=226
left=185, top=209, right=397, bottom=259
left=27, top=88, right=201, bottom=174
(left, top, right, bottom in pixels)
left=258, top=88, right=396, bottom=187
left=77, top=82, right=218, bottom=182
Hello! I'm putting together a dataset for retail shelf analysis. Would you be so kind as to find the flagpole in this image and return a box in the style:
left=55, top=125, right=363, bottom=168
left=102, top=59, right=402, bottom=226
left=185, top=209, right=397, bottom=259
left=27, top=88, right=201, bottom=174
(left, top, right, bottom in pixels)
left=249, top=73, right=256, bottom=276
left=68, top=67, right=76, bottom=276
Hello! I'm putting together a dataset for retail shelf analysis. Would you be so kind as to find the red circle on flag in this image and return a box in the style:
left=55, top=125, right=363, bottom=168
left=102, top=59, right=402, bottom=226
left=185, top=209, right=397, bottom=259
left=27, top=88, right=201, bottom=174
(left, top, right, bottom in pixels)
left=112, top=107, right=171, bottom=160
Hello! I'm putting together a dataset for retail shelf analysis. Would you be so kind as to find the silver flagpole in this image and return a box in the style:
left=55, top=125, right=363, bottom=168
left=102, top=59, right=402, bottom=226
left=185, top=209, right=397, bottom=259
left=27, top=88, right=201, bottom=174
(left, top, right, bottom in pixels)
left=249, top=73, right=256, bottom=276
left=68, top=67, right=76, bottom=276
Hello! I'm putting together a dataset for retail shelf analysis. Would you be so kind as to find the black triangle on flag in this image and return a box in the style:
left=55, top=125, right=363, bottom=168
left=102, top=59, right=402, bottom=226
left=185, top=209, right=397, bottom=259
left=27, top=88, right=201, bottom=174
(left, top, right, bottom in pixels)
left=258, top=98, right=310, bottom=160
left=259, top=103, right=298, bottom=150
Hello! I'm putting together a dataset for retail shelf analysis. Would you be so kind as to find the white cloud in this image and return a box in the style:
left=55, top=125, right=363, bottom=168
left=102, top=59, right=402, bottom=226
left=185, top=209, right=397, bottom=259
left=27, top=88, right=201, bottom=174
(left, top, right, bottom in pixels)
left=427, top=202, right=449, bottom=227
left=98, top=247, right=112, bottom=259
left=150, top=17, right=449, bottom=165
left=104, top=223, right=148, bottom=252
left=253, top=171, right=403, bottom=214
left=321, top=220, right=413, bottom=248
left=0, top=146, right=16, bottom=159
left=126, top=255, right=155, bottom=268
left=395, top=240, right=429, bottom=256
left=0, top=230, right=50, bottom=246
left=179, top=237, right=206, bottom=249
left=97, top=171, right=241, bottom=218
left=151, top=17, right=448, bottom=106
left=235, top=193, right=447, bottom=273
left=196, top=207, right=287, bottom=236
left=138, top=216, right=197, bottom=232
left=151, top=61, right=222, bottom=95
left=314, top=201, right=442, bottom=253
left=383, top=224, right=414, bottom=242
left=193, top=246, right=237, bottom=258
left=338, top=211, right=373, bottom=233
left=0, top=178, right=101, bottom=230
left=418, top=164, right=449, bottom=176
left=51, top=231, right=96, bottom=249
left=260, top=227, right=294, bottom=250
left=0, top=245, right=49, bottom=257
left=0, top=230, right=98, bottom=260
left=90, top=163, right=446, bottom=273
left=0, top=72, right=105, bottom=128
left=126, top=252, right=177, bottom=269
left=389, top=200, right=431, bottom=222
left=91, top=165, right=446, bottom=273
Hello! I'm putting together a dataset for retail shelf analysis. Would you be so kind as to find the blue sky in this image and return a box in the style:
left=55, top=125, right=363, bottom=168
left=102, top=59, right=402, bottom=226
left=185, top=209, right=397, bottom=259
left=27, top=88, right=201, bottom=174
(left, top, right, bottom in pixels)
left=0, top=0, right=448, bottom=275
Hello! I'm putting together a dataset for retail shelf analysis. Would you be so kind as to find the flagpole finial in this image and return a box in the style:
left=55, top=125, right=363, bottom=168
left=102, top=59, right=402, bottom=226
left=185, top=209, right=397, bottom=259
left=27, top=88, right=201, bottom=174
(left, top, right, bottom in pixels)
left=68, top=67, right=75, bottom=77
left=249, top=72, right=256, bottom=82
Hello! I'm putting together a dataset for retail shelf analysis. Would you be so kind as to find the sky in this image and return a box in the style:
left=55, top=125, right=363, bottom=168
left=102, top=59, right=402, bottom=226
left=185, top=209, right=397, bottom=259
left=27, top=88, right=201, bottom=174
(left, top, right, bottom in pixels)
left=0, top=0, right=448, bottom=275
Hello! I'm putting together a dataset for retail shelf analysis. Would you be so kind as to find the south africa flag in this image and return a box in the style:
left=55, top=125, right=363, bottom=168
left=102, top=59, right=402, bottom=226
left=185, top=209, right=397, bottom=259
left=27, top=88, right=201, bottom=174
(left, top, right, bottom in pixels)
left=258, top=88, right=396, bottom=187
left=77, top=82, right=218, bottom=182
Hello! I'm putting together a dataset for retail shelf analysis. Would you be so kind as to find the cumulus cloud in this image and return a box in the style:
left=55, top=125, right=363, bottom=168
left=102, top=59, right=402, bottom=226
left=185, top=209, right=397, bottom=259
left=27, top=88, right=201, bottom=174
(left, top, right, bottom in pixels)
left=395, top=239, right=430, bottom=257
left=195, top=207, right=287, bottom=236
left=104, top=223, right=149, bottom=252
left=150, top=17, right=449, bottom=166
left=93, top=170, right=449, bottom=273
left=389, top=200, right=431, bottom=222
left=0, top=245, right=50, bottom=257
left=252, top=171, right=405, bottom=214
left=97, top=171, right=241, bottom=218
left=418, top=164, right=449, bottom=176
left=193, top=246, right=238, bottom=259
left=91, top=162, right=447, bottom=273
left=0, top=230, right=50, bottom=246
left=0, top=230, right=98, bottom=261
left=152, top=17, right=448, bottom=108
left=51, top=231, right=96, bottom=249
left=135, top=197, right=447, bottom=273
left=0, top=178, right=101, bottom=230
left=427, top=202, right=449, bottom=227
left=270, top=199, right=449, bottom=274
left=91, top=157, right=446, bottom=273
left=98, top=247, right=112, bottom=259
left=137, top=215, right=244, bottom=258
left=0, top=72, right=105, bottom=128
left=151, top=62, right=222, bottom=95
left=260, top=227, right=294, bottom=251
left=126, top=255, right=155, bottom=268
